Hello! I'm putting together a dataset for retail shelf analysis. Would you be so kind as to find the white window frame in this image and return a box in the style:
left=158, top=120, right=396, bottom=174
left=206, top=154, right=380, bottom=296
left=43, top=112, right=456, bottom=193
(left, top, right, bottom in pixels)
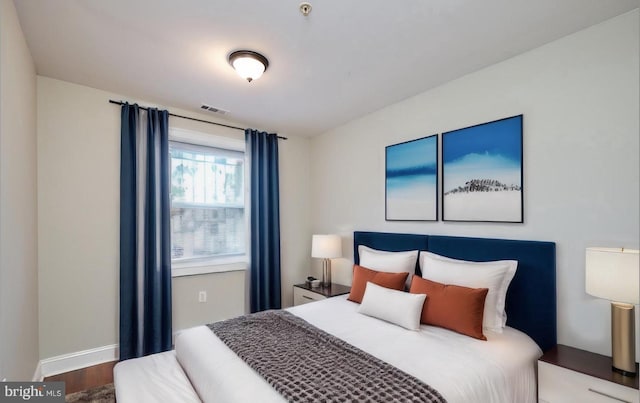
left=169, top=127, right=249, bottom=277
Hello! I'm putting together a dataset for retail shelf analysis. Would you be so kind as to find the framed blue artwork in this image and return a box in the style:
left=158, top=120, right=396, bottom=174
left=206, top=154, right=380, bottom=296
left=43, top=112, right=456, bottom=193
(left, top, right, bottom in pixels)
left=442, top=115, right=523, bottom=223
left=385, top=134, right=438, bottom=221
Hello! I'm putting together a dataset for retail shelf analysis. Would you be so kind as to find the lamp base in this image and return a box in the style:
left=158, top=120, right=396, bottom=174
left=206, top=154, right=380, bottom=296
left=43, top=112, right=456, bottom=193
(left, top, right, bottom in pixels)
left=321, top=258, right=332, bottom=287
left=612, top=367, right=637, bottom=377
left=611, top=302, right=636, bottom=376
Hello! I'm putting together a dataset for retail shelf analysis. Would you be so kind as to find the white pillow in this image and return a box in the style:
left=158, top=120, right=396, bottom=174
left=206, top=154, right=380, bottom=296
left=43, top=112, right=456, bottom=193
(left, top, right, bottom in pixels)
left=358, top=245, right=418, bottom=288
left=419, top=251, right=517, bottom=332
left=358, top=282, right=426, bottom=331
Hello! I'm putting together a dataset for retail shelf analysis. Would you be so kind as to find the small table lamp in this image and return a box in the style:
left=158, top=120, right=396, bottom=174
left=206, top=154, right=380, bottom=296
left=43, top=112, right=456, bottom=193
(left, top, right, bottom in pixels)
left=586, top=247, right=639, bottom=376
left=311, top=234, right=342, bottom=287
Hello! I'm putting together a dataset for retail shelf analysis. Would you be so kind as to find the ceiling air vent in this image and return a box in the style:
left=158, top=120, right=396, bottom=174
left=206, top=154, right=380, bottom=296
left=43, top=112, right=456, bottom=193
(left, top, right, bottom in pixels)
left=200, top=104, right=228, bottom=115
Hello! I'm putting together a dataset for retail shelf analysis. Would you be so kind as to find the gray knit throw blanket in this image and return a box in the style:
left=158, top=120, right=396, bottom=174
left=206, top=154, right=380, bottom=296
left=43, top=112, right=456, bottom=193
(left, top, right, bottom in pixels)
left=208, top=310, right=447, bottom=403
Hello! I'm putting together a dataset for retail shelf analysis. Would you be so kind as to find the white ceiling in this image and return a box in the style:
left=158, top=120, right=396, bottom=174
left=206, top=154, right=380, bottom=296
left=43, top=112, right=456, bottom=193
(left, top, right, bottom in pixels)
left=14, top=1, right=638, bottom=137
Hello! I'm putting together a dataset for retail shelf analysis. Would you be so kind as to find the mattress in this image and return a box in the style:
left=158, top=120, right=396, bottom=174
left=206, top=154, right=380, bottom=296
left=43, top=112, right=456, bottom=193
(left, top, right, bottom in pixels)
left=172, top=295, right=541, bottom=403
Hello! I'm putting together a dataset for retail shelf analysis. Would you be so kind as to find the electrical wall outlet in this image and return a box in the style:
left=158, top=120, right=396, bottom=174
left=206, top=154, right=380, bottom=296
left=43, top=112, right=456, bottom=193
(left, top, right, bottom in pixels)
left=198, top=291, right=207, bottom=303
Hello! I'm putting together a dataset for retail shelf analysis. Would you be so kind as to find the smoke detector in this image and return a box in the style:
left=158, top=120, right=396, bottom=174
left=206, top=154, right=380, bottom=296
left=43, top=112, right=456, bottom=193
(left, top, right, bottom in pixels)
left=299, top=2, right=312, bottom=16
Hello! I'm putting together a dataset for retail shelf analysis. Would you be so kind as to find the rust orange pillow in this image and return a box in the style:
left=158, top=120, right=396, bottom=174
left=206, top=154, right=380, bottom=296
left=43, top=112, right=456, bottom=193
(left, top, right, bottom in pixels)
left=410, top=276, right=488, bottom=340
left=348, top=265, right=409, bottom=303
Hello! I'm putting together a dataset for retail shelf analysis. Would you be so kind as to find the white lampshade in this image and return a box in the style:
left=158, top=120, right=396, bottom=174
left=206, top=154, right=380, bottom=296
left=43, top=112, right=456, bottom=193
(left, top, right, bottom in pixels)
left=311, top=235, right=342, bottom=259
left=586, top=247, right=639, bottom=305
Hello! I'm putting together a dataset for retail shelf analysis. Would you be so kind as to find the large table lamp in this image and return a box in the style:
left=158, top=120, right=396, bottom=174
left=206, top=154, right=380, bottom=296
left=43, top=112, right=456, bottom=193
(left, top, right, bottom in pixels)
left=312, top=235, right=342, bottom=287
left=585, top=247, right=639, bottom=376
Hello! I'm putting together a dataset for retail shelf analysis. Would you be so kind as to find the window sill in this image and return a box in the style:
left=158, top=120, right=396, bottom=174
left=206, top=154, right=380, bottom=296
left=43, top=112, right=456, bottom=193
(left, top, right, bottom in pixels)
left=171, top=259, right=247, bottom=277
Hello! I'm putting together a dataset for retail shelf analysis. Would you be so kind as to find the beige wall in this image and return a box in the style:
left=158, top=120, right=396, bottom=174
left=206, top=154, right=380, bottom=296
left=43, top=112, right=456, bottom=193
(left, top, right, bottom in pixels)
left=172, top=271, right=245, bottom=331
left=37, top=77, right=120, bottom=359
left=36, top=76, right=311, bottom=359
left=310, top=11, right=639, bottom=357
left=0, top=0, right=39, bottom=380
left=278, top=134, right=312, bottom=307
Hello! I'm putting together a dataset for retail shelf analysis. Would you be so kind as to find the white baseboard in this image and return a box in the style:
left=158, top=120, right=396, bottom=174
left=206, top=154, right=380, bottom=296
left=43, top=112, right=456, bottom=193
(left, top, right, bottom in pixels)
left=39, top=344, right=119, bottom=379
left=32, top=361, right=43, bottom=382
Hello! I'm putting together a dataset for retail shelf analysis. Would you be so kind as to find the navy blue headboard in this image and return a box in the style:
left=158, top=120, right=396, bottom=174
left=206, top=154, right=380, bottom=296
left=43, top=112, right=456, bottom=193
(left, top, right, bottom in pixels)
left=354, top=231, right=556, bottom=352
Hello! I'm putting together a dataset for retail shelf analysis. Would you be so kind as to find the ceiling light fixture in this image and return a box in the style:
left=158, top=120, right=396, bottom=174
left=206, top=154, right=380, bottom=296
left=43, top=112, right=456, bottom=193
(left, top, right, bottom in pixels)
left=228, top=50, right=269, bottom=83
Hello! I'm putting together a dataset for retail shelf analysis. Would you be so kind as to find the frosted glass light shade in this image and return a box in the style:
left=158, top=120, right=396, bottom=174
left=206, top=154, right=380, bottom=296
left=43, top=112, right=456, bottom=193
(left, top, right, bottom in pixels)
left=586, top=247, right=639, bottom=304
left=228, top=50, right=269, bottom=82
left=311, top=235, right=342, bottom=259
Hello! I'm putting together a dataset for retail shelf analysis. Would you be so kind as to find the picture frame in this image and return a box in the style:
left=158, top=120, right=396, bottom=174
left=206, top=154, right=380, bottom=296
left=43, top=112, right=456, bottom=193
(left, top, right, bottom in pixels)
left=385, top=134, right=438, bottom=221
left=442, top=115, right=523, bottom=223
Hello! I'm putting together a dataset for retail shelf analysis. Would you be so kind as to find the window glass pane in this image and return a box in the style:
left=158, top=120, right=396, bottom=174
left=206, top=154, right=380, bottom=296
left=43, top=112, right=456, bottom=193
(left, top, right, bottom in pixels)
left=170, top=146, right=244, bottom=207
left=170, top=141, right=245, bottom=261
left=170, top=207, right=245, bottom=259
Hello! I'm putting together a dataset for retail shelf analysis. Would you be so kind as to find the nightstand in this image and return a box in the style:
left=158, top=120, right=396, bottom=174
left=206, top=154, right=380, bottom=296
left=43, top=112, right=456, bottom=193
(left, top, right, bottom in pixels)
left=538, top=344, right=639, bottom=403
left=293, top=283, right=351, bottom=306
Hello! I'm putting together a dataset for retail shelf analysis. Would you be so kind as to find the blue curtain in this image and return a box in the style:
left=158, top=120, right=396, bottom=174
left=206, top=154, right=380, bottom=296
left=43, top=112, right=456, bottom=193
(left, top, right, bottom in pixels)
left=246, top=129, right=282, bottom=312
left=119, top=103, right=172, bottom=361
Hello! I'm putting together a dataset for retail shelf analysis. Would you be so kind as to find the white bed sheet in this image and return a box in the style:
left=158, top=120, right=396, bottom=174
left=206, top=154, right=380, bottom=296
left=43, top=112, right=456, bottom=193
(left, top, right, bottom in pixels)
left=175, top=295, right=542, bottom=403
left=114, top=350, right=201, bottom=403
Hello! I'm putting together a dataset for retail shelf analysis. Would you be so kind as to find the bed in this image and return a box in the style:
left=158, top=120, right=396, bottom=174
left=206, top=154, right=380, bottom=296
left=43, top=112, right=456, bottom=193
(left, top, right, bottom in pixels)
left=115, top=231, right=556, bottom=402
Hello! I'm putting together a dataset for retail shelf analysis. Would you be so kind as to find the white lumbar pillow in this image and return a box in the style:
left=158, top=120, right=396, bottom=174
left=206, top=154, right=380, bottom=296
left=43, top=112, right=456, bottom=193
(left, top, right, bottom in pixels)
left=419, top=251, right=517, bottom=332
left=357, top=282, right=426, bottom=331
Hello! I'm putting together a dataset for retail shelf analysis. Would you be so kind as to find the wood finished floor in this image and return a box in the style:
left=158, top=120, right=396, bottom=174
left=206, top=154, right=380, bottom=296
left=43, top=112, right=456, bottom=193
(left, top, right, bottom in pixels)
left=44, top=361, right=117, bottom=394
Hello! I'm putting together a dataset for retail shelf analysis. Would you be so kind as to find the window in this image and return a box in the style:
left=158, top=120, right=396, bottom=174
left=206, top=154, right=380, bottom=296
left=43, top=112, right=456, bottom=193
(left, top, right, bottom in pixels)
left=169, top=139, right=246, bottom=266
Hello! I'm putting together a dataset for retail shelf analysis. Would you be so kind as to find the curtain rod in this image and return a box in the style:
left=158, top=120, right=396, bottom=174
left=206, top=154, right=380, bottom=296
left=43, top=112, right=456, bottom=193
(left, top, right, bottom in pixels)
left=108, top=100, right=287, bottom=140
